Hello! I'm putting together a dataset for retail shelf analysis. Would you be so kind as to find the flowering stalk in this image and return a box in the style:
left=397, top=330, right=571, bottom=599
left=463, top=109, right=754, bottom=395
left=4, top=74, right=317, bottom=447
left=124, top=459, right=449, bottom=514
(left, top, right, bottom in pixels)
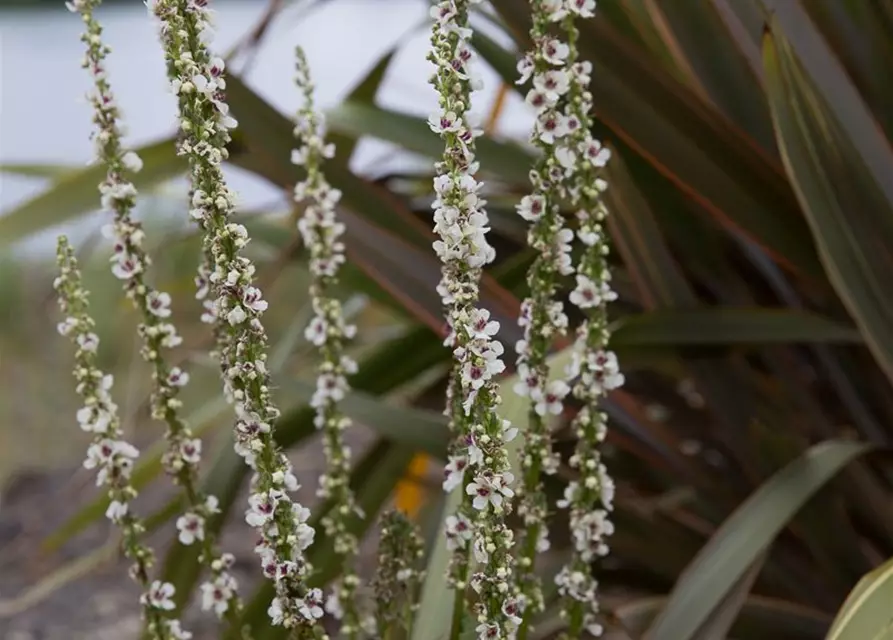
left=67, top=0, right=247, bottom=627
left=292, top=46, right=363, bottom=637
left=511, top=0, right=583, bottom=632
left=428, top=2, right=522, bottom=638
left=549, top=2, right=623, bottom=637
left=371, top=510, right=425, bottom=639
left=148, top=1, right=324, bottom=634
left=148, top=0, right=228, bottom=355
left=54, top=236, right=190, bottom=640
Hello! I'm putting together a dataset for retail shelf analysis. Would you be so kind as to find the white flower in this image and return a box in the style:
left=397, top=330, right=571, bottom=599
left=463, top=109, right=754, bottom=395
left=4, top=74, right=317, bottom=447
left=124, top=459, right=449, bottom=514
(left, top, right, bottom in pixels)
left=464, top=433, right=484, bottom=466
left=537, top=527, right=551, bottom=552
left=502, top=597, right=523, bottom=626
left=268, top=597, right=285, bottom=626
left=556, top=146, right=577, bottom=172
left=121, top=151, right=143, bottom=173
left=167, top=367, right=189, bottom=388
left=176, top=512, right=205, bottom=545
left=166, top=620, right=192, bottom=640
left=557, top=482, right=578, bottom=509
left=569, top=274, right=601, bottom=308
left=428, top=110, right=462, bottom=134
left=473, top=535, right=489, bottom=563
left=200, top=575, right=235, bottom=617
left=226, top=305, right=247, bottom=325
left=534, top=69, right=570, bottom=96
left=516, top=54, right=534, bottom=85
left=568, top=0, right=597, bottom=18
left=587, top=621, right=605, bottom=637
left=517, top=194, right=546, bottom=221
left=577, top=223, right=601, bottom=247
left=295, top=518, right=316, bottom=550
left=445, top=514, right=473, bottom=550
left=537, top=111, right=569, bottom=144
left=111, top=255, right=141, bottom=280
left=468, top=308, right=499, bottom=340
left=526, top=87, right=558, bottom=112
left=179, top=438, right=202, bottom=465
left=325, top=587, right=344, bottom=619
left=532, top=379, right=570, bottom=416
left=501, top=419, right=518, bottom=443
left=442, top=456, right=468, bottom=493
left=246, top=491, right=279, bottom=527
left=299, top=588, right=325, bottom=620
left=480, top=342, right=506, bottom=376
left=461, top=361, right=487, bottom=391
left=580, top=137, right=611, bottom=167
left=430, top=1, right=457, bottom=24
left=143, top=580, right=176, bottom=610
left=291, top=147, right=309, bottom=165
left=105, top=500, right=128, bottom=521
left=542, top=37, right=569, bottom=65
left=542, top=0, right=567, bottom=21
left=304, top=316, right=327, bottom=346
left=513, top=363, right=540, bottom=398
left=242, top=286, right=268, bottom=312
left=57, top=317, right=78, bottom=336
left=77, top=332, right=99, bottom=352
left=589, top=350, right=625, bottom=392
left=146, top=291, right=172, bottom=318
left=466, top=472, right=514, bottom=511
left=312, top=372, right=347, bottom=406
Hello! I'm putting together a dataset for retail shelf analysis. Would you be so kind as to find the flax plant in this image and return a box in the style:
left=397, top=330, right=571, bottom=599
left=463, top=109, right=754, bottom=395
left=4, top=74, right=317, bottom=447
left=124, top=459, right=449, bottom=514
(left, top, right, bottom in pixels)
left=511, top=0, right=583, bottom=632
left=291, top=45, right=363, bottom=637
left=551, top=2, right=623, bottom=636
left=54, top=237, right=190, bottom=640
left=146, top=1, right=324, bottom=634
left=428, top=1, right=523, bottom=637
left=67, top=0, right=246, bottom=627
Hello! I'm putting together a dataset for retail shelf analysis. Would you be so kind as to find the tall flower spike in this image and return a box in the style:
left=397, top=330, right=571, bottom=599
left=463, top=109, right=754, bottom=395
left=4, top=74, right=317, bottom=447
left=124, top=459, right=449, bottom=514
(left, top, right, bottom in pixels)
left=68, top=0, right=246, bottom=628
left=371, top=510, right=425, bottom=637
left=511, top=0, right=577, bottom=632
left=148, top=0, right=228, bottom=359
left=148, top=2, right=324, bottom=635
left=428, top=2, right=521, bottom=638
left=54, top=236, right=190, bottom=640
left=552, top=3, right=623, bottom=637
left=292, top=46, right=363, bottom=637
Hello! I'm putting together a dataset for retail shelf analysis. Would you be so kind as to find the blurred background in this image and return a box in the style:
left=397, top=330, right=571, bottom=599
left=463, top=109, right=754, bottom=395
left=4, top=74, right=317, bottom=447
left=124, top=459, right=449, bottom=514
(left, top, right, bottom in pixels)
left=1, top=0, right=893, bottom=639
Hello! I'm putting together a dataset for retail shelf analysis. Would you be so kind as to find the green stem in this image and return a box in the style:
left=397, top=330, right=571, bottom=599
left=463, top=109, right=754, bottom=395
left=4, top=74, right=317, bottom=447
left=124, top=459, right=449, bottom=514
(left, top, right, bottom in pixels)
left=448, top=556, right=471, bottom=640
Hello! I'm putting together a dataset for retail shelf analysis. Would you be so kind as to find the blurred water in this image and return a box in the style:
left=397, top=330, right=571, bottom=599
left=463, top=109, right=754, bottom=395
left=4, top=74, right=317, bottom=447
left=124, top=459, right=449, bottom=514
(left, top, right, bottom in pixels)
left=0, top=0, right=531, bottom=255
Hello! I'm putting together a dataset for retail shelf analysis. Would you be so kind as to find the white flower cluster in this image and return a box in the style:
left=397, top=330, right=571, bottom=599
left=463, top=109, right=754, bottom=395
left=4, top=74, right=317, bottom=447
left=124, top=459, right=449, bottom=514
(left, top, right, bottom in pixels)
left=55, top=237, right=190, bottom=640
left=67, top=0, right=245, bottom=624
left=546, top=2, right=623, bottom=636
left=148, top=1, right=324, bottom=634
left=291, top=46, right=363, bottom=636
left=512, top=0, right=602, bottom=624
left=428, top=2, right=520, bottom=638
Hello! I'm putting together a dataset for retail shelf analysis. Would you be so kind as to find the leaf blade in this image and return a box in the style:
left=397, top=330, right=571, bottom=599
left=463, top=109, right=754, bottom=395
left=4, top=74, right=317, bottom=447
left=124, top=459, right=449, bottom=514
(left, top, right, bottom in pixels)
left=0, top=138, right=186, bottom=247
left=827, top=556, right=893, bottom=640
left=611, top=308, right=862, bottom=347
left=643, top=440, right=874, bottom=640
left=763, top=20, right=893, bottom=386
